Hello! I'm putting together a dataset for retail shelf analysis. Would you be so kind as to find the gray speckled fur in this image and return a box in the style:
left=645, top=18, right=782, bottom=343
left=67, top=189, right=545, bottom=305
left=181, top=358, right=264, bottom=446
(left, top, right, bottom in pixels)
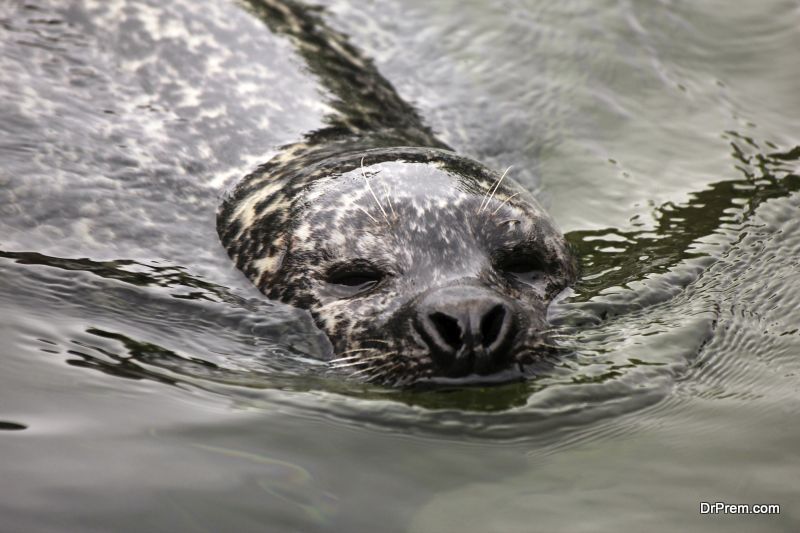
left=219, top=144, right=576, bottom=385
left=216, top=0, right=577, bottom=385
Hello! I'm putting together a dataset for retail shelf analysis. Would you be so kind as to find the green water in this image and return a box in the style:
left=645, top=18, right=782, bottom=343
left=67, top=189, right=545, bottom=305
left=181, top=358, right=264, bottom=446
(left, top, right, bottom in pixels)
left=1, top=0, right=799, bottom=531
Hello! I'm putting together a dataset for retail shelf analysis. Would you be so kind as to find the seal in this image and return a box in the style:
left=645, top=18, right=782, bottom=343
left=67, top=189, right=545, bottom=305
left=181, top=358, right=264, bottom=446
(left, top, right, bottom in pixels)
left=218, top=0, right=578, bottom=386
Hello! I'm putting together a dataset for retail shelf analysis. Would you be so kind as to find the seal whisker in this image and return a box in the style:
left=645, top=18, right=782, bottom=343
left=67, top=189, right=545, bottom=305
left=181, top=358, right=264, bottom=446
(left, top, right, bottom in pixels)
left=350, top=364, right=388, bottom=377
left=491, top=192, right=520, bottom=215
left=350, top=353, right=396, bottom=379
left=330, top=355, right=388, bottom=368
left=371, top=362, right=402, bottom=380
left=360, top=157, right=390, bottom=223
left=328, top=349, right=379, bottom=362
left=355, top=368, right=387, bottom=381
left=357, top=339, right=392, bottom=346
left=382, top=181, right=396, bottom=220
left=356, top=206, right=379, bottom=224
left=479, top=165, right=512, bottom=213
left=328, top=357, right=361, bottom=365
left=356, top=357, right=401, bottom=382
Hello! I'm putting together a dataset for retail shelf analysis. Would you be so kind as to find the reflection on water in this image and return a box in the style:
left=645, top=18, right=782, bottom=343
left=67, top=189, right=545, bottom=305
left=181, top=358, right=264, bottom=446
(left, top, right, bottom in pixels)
left=1, top=0, right=799, bottom=531
left=569, top=137, right=800, bottom=302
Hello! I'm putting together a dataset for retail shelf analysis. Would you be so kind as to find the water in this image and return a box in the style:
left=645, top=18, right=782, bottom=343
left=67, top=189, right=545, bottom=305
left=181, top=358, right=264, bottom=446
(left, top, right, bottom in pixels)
left=1, top=0, right=799, bottom=531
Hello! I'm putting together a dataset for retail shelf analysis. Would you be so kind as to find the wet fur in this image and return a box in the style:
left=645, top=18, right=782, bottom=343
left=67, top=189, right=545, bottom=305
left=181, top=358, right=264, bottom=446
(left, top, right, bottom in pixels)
left=218, top=0, right=577, bottom=386
left=219, top=146, right=576, bottom=386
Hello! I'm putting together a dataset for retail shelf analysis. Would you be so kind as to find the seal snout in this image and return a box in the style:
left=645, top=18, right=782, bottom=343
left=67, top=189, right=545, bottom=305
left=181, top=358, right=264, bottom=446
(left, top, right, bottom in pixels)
left=415, top=286, right=517, bottom=377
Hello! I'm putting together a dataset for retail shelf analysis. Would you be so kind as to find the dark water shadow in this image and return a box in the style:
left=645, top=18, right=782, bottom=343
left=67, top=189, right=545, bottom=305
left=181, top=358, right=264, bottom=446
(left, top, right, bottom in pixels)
left=0, top=421, right=27, bottom=431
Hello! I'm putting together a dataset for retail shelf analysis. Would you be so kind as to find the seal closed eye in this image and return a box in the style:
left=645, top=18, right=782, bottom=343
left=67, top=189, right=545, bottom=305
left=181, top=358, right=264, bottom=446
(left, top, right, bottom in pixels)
left=218, top=0, right=577, bottom=386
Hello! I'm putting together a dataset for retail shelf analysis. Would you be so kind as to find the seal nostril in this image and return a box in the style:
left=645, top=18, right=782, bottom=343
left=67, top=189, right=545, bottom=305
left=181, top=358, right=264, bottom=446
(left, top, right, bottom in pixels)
left=429, top=312, right=463, bottom=351
left=480, top=304, right=506, bottom=348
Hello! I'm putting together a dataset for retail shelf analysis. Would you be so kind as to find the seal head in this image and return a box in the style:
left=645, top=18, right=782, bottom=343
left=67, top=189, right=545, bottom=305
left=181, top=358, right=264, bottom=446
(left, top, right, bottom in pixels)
left=218, top=146, right=577, bottom=386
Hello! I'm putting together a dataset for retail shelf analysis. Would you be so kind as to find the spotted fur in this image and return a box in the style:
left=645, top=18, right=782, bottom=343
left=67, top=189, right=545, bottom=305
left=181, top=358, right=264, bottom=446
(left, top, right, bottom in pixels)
left=219, top=145, right=577, bottom=386
left=218, top=0, right=577, bottom=386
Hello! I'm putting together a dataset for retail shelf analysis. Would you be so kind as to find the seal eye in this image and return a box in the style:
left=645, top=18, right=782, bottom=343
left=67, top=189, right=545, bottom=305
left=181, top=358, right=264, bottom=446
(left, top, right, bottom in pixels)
left=325, top=263, right=384, bottom=296
left=496, top=255, right=547, bottom=286
left=330, top=272, right=381, bottom=287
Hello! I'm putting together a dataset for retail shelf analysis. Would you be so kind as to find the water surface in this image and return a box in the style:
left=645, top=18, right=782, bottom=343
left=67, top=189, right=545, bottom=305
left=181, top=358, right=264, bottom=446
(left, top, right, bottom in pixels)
left=1, top=0, right=799, bottom=531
